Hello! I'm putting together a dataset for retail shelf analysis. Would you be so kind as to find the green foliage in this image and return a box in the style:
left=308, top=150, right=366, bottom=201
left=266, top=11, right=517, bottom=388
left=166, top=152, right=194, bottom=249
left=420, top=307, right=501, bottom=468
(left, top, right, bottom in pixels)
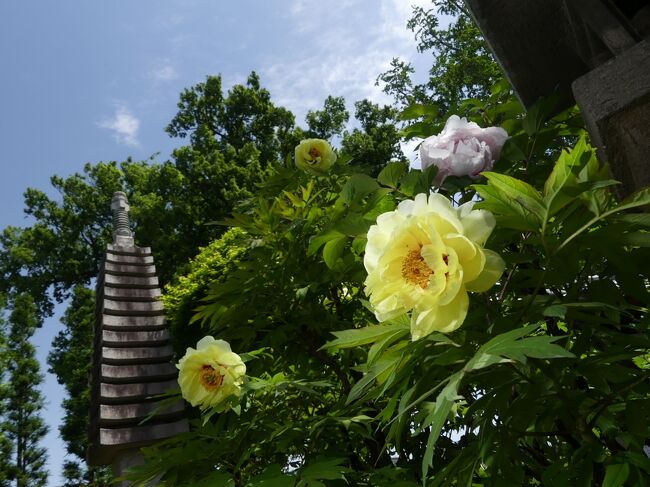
left=305, top=96, right=350, bottom=139
left=378, top=1, right=502, bottom=113
left=125, top=77, right=650, bottom=486
left=1, top=294, right=48, bottom=487
left=163, top=228, right=249, bottom=353
left=341, top=100, right=407, bottom=174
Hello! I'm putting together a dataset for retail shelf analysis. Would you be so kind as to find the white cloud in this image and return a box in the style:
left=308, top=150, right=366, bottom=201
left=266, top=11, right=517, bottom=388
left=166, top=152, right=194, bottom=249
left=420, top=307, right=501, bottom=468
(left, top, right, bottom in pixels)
left=98, top=105, right=140, bottom=147
left=150, top=60, right=179, bottom=82
left=263, top=0, right=432, bottom=123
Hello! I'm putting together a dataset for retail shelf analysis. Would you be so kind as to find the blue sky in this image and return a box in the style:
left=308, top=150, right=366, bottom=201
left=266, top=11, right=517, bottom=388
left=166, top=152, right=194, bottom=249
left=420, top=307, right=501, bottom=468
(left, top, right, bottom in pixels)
left=0, top=1, right=431, bottom=484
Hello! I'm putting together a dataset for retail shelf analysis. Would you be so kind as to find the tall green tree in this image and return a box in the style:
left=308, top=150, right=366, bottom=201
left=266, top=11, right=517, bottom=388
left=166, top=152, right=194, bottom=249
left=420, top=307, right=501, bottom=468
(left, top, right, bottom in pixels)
left=47, top=286, right=111, bottom=487
left=342, top=99, right=406, bottom=173
left=2, top=294, right=48, bottom=487
left=378, top=0, right=502, bottom=112
left=0, top=298, right=14, bottom=487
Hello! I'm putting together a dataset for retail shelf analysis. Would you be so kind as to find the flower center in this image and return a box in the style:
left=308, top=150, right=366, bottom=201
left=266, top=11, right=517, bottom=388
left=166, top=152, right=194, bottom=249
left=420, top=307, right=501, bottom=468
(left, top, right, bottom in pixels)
left=402, top=248, right=433, bottom=288
left=199, top=365, right=224, bottom=391
left=308, top=147, right=321, bottom=162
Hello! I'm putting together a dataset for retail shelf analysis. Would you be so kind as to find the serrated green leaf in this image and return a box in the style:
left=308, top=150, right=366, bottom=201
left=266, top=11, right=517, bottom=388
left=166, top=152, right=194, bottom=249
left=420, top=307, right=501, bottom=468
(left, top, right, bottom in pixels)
left=324, top=323, right=409, bottom=350
left=487, top=336, right=575, bottom=363
left=398, top=103, right=438, bottom=121
left=378, top=161, right=408, bottom=188
left=475, top=173, right=545, bottom=231
left=522, top=94, right=559, bottom=135
left=340, top=174, right=380, bottom=204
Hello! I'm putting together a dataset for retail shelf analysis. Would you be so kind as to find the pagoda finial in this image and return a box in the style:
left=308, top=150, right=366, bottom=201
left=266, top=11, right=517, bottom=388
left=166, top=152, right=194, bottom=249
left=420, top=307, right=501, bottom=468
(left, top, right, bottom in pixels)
left=111, top=191, right=134, bottom=246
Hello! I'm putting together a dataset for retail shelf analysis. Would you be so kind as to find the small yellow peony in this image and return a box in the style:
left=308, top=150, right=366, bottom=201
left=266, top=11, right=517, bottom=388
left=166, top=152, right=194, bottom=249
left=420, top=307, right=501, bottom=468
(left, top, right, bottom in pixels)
left=295, top=138, right=337, bottom=174
left=176, top=336, right=246, bottom=411
left=364, top=193, right=505, bottom=340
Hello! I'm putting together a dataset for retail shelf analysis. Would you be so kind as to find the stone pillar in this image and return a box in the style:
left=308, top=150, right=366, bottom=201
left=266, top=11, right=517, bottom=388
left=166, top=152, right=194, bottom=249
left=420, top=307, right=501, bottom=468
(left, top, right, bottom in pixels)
left=88, top=192, right=188, bottom=482
left=572, top=39, right=650, bottom=196
left=463, top=0, right=650, bottom=196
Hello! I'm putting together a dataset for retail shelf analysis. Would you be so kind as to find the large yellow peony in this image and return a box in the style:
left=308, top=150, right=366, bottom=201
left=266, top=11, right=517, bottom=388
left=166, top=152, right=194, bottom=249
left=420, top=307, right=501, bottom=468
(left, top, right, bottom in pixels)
left=177, top=336, right=246, bottom=411
left=295, top=138, right=336, bottom=174
left=364, top=193, right=505, bottom=340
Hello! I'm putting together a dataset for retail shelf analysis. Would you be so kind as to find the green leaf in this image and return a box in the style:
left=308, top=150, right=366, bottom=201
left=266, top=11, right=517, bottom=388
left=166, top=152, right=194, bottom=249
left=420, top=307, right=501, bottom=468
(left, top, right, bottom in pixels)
left=333, top=214, right=371, bottom=236
left=603, top=463, right=629, bottom=487
left=246, top=465, right=296, bottom=487
left=399, top=169, right=422, bottom=197
left=399, top=166, right=437, bottom=197
left=398, top=103, right=438, bottom=121
left=299, top=458, right=350, bottom=483
left=475, top=173, right=545, bottom=231
left=378, top=161, right=408, bottom=188
left=556, top=186, right=650, bottom=253
left=324, top=323, right=409, bottom=350
left=486, top=336, right=575, bottom=363
left=340, top=174, right=380, bottom=204
left=347, top=351, right=403, bottom=403
left=322, top=236, right=346, bottom=269
left=522, top=94, right=559, bottom=136
left=619, top=231, right=650, bottom=247
left=421, top=372, right=462, bottom=481
left=543, top=137, right=595, bottom=216
left=307, top=229, right=344, bottom=256
left=474, top=324, right=575, bottom=364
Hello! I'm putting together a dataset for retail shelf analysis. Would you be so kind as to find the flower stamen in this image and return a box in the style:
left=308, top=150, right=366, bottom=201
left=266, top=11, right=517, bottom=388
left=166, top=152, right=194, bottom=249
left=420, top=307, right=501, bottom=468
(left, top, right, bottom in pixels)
left=199, top=365, right=224, bottom=391
left=308, top=147, right=321, bottom=161
left=402, top=248, right=433, bottom=288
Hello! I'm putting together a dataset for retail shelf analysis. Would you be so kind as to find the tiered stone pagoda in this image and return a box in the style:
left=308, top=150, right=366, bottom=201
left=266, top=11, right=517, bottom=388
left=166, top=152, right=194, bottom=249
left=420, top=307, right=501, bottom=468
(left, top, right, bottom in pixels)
left=88, top=192, right=188, bottom=478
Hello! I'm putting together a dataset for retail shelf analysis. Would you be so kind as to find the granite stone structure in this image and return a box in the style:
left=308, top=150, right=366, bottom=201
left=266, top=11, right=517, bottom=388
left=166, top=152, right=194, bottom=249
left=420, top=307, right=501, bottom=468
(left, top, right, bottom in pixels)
left=464, top=0, right=650, bottom=196
left=88, top=192, right=188, bottom=481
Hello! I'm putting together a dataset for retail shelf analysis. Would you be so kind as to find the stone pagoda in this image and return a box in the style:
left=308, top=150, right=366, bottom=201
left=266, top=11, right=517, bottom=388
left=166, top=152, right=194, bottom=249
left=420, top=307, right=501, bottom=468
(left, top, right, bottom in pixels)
left=88, top=192, right=188, bottom=479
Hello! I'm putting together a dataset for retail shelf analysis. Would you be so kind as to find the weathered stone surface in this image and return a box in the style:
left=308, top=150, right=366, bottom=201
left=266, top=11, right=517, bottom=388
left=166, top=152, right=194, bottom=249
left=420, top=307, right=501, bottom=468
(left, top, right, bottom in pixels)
left=100, top=379, right=179, bottom=402
left=99, top=399, right=185, bottom=425
left=90, top=207, right=187, bottom=469
left=102, top=345, right=174, bottom=364
left=88, top=419, right=189, bottom=465
left=103, top=286, right=161, bottom=301
left=103, top=273, right=159, bottom=288
left=102, top=329, right=170, bottom=347
left=101, top=362, right=178, bottom=383
left=572, top=39, right=650, bottom=195
left=106, top=253, right=154, bottom=265
left=103, top=299, right=164, bottom=316
left=101, top=314, right=166, bottom=330
left=104, top=262, right=157, bottom=276
left=107, top=244, right=152, bottom=255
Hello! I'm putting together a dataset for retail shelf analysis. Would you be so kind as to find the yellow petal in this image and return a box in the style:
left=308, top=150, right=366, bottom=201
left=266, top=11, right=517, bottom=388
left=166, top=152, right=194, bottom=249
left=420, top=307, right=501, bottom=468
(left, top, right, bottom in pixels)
left=410, top=286, right=469, bottom=339
left=458, top=202, right=495, bottom=245
left=465, top=249, right=505, bottom=292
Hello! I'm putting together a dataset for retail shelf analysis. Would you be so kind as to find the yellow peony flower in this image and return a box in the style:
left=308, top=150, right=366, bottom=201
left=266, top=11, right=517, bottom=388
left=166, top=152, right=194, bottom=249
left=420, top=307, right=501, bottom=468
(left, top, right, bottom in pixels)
left=176, top=336, right=246, bottom=411
left=295, top=138, right=336, bottom=174
left=364, top=193, right=505, bottom=340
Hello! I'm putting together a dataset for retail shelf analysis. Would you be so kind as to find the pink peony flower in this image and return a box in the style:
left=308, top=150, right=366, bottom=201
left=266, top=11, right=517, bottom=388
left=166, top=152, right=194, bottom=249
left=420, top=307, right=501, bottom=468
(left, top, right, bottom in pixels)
left=419, top=115, right=508, bottom=185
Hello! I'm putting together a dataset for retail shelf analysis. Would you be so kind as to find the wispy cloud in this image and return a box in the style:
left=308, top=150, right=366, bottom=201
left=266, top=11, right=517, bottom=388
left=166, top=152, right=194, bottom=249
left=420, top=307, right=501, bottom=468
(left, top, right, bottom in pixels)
left=98, top=104, right=140, bottom=147
left=264, top=0, right=431, bottom=123
left=149, top=60, right=179, bottom=82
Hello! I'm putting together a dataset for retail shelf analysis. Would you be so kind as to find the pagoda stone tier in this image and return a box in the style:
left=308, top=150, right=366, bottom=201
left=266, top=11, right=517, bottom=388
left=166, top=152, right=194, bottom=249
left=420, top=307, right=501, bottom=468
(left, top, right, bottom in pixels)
left=88, top=242, right=188, bottom=466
